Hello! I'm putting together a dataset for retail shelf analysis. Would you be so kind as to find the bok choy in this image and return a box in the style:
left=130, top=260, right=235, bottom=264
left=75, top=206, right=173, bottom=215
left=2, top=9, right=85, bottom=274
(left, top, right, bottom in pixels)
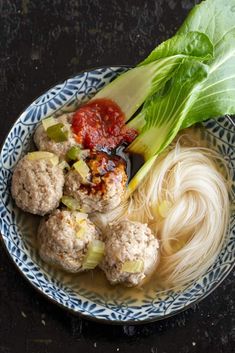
left=127, top=59, right=209, bottom=193
left=93, top=0, right=235, bottom=194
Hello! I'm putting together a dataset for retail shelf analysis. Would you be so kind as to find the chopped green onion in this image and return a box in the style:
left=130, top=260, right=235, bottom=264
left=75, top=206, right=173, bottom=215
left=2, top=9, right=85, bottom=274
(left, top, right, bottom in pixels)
left=42, top=116, right=57, bottom=131
left=27, top=151, right=59, bottom=166
left=158, top=200, right=172, bottom=218
left=73, top=160, right=90, bottom=180
left=121, top=260, right=144, bottom=273
left=66, top=146, right=81, bottom=160
left=61, top=196, right=81, bottom=211
left=58, top=160, right=70, bottom=171
left=82, top=240, right=105, bottom=270
left=46, top=123, right=69, bottom=142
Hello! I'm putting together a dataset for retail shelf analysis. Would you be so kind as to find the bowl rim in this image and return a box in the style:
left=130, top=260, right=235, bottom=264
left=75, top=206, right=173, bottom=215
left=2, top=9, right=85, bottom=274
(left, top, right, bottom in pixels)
left=0, top=66, right=234, bottom=325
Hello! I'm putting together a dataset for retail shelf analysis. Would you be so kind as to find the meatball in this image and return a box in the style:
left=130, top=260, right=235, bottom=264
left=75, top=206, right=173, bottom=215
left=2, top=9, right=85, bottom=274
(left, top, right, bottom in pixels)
left=11, top=154, right=64, bottom=216
left=100, top=220, right=159, bottom=287
left=64, top=152, right=127, bottom=213
left=34, top=113, right=79, bottom=159
left=37, top=209, right=100, bottom=272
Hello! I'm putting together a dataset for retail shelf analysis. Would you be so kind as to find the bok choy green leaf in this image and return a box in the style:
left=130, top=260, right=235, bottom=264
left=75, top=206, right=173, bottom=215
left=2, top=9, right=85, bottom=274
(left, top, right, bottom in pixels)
left=177, top=0, right=235, bottom=128
left=139, top=31, right=213, bottom=66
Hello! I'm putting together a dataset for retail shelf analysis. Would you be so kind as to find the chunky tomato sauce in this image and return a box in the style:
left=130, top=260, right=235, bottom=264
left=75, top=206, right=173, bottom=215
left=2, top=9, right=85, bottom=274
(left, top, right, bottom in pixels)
left=72, top=98, right=137, bottom=150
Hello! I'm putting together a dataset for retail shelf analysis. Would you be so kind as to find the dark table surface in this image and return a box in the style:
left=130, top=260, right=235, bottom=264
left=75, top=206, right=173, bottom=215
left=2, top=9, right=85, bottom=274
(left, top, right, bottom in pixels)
left=0, top=1, right=234, bottom=352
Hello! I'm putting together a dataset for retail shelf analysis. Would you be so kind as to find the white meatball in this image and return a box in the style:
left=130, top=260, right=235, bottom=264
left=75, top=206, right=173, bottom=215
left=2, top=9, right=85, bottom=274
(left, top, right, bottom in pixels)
left=100, top=220, right=159, bottom=287
left=11, top=155, right=64, bottom=216
left=34, top=113, right=79, bottom=159
left=37, top=209, right=100, bottom=272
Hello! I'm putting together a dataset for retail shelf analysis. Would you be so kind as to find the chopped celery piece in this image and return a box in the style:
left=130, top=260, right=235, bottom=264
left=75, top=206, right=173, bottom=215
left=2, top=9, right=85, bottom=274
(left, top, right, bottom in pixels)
left=58, top=160, right=70, bottom=171
left=61, top=196, right=80, bottom=211
left=121, top=260, right=144, bottom=273
left=27, top=151, right=59, bottom=166
left=46, top=123, right=69, bottom=142
left=66, top=146, right=81, bottom=160
left=74, top=212, right=88, bottom=222
left=42, top=116, right=57, bottom=131
left=158, top=200, right=172, bottom=218
left=76, top=227, right=85, bottom=239
left=73, top=160, right=90, bottom=180
left=82, top=240, right=105, bottom=270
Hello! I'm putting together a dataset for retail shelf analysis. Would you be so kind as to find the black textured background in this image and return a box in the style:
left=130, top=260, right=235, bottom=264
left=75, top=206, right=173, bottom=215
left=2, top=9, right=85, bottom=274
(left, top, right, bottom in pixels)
left=0, top=1, right=234, bottom=352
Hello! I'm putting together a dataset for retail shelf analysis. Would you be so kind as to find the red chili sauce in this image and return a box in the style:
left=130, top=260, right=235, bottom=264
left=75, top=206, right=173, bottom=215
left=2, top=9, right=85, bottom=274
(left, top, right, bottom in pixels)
left=72, top=98, right=138, bottom=150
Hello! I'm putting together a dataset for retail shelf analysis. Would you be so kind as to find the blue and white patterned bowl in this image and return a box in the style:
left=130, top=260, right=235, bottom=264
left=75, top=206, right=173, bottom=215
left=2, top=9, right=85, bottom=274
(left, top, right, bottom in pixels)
left=0, top=67, right=234, bottom=323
